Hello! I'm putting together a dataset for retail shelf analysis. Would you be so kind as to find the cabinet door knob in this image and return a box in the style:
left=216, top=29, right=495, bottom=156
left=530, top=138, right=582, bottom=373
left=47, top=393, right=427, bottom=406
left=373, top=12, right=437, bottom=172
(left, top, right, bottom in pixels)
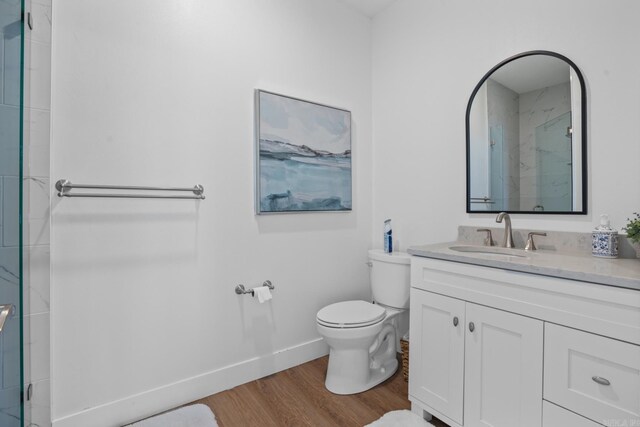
left=453, top=316, right=459, bottom=327
left=592, top=376, right=611, bottom=386
left=469, top=322, right=475, bottom=332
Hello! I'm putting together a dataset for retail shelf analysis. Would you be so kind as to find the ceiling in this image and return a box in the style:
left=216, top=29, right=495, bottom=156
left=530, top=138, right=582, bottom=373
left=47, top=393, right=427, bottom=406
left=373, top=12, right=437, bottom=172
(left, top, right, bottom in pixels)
left=490, top=55, right=571, bottom=94
left=337, top=0, right=399, bottom=18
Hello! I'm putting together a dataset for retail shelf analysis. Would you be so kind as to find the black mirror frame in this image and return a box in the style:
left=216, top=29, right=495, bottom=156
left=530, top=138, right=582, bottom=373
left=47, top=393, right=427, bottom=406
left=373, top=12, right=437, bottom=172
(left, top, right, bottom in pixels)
left=465, top=50, right=587, bottom=215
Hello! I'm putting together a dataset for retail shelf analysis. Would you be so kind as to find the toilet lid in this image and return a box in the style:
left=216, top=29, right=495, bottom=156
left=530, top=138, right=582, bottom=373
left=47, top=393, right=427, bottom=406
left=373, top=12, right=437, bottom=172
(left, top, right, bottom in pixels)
left=317, top=300, right=386, bottom=328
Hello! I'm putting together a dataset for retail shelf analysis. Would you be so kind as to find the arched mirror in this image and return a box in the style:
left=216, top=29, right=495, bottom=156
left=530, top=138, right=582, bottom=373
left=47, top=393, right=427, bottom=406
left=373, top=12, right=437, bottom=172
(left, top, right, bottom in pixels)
left=466, top=51, right=587, bottom=214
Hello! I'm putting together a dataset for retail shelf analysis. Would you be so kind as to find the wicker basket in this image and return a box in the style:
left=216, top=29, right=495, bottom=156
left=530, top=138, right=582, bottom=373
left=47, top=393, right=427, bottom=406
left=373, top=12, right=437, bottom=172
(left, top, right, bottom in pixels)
left=400, top=338, right=409, bottom=382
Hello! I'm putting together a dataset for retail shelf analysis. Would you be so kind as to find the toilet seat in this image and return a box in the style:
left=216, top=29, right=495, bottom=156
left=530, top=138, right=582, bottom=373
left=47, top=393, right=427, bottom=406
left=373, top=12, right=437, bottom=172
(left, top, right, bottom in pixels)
left=317, top=300, right=386, bottom=329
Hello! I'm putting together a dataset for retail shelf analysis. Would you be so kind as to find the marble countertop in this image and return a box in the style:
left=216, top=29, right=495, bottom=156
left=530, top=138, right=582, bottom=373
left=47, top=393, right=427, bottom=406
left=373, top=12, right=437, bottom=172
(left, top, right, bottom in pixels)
left=408, top=242, right=640, bottom=291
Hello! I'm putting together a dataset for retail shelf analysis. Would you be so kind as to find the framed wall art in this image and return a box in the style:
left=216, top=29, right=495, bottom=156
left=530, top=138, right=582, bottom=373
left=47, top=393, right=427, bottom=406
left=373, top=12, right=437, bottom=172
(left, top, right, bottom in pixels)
left=255, top=90, right=352, bottom=214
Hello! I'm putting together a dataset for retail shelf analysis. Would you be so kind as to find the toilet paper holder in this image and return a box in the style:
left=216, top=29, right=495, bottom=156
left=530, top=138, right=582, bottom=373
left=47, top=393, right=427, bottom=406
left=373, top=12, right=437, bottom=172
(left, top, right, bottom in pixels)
left=235, top=280, right=274, bottom=297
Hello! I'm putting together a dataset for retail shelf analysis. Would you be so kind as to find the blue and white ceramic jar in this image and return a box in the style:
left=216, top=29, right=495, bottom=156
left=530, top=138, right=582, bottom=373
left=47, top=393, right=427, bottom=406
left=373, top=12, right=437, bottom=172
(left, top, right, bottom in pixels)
left=592, top=214, right=619, bottom=258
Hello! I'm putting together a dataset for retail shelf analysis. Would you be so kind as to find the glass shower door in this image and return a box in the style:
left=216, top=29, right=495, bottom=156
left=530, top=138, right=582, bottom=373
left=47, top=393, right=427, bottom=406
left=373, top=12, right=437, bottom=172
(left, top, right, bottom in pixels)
left=535, top=112, right=572, bottom=211
left=0, top=0, right=24, bottom=426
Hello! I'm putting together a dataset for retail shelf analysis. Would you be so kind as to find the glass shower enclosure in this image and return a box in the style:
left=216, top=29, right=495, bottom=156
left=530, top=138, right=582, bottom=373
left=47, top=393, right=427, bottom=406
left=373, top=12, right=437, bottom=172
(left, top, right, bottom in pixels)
left=0, top=0, right=25, bottom=425
left=534, top=111, right=573, bottom=211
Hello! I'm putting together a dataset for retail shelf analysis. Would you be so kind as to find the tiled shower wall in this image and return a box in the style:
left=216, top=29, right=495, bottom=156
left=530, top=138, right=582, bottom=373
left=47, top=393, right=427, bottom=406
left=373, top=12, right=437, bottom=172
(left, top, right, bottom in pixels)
left=23, top=0, right=52, bottom=425
left=518, top=82, right=571, bottom=211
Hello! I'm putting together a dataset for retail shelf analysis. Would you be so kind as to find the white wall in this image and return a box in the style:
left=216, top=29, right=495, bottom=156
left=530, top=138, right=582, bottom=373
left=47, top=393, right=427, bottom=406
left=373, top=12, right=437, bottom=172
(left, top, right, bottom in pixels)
left=372, top=0, right=640, bottom=246
left=50, top=1, right=372, bottom=426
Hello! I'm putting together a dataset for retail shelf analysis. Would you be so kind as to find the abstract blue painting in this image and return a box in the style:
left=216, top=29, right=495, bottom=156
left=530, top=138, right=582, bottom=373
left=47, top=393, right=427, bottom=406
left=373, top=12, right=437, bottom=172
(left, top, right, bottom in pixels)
left=255, top=90, right=352, bottom=213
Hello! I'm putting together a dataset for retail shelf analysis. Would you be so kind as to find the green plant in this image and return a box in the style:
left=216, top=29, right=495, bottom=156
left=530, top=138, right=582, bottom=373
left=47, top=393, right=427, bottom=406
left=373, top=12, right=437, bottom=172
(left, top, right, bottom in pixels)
left=623, top=212, right=640, bottom=244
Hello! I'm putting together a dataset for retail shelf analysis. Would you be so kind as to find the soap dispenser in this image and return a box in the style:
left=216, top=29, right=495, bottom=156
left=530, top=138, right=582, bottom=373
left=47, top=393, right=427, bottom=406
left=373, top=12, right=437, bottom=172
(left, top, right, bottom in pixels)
left=592, top=214, right=619, bottom=258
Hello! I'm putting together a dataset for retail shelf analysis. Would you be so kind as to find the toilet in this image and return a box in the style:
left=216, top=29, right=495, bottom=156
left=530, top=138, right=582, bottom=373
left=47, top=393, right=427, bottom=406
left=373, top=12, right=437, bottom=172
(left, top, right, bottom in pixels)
left=316, top=249, right=411, bottom=395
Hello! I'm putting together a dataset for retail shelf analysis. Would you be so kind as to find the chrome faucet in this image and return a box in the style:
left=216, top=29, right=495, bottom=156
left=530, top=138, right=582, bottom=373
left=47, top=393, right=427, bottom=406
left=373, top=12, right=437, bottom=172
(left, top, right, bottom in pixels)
left=495, top=212, right=514, bottom=248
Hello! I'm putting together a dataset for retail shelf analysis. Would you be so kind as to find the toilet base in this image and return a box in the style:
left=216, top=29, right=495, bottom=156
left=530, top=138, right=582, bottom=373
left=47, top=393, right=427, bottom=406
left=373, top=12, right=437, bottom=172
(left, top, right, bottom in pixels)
left=317, top=303, right=405, bottom=395
left=325, top=352, right=399, bottom=395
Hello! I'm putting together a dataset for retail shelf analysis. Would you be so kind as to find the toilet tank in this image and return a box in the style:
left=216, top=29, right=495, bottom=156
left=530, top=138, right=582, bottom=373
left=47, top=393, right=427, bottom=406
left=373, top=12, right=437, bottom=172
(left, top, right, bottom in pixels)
left=368, top=249, right=411, bottom=309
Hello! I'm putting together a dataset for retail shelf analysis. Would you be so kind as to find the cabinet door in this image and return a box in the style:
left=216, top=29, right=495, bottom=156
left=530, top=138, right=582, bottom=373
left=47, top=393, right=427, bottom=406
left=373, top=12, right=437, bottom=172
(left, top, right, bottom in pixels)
left=464, top=303, right=544, bottom=427
left=409, top=289, right=465, bottom=425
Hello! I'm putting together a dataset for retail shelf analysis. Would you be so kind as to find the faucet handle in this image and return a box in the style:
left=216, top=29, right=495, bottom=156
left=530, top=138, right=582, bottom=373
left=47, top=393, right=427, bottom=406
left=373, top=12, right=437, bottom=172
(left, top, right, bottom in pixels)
left=476, top=228, right=494, bottom=246
left=525, top=232, right=547, bottom=251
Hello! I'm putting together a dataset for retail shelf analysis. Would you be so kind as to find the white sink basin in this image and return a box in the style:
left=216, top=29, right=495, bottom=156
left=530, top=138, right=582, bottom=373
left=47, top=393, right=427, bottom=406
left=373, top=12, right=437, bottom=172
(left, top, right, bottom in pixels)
left=449, top=245, right=529, bottom=258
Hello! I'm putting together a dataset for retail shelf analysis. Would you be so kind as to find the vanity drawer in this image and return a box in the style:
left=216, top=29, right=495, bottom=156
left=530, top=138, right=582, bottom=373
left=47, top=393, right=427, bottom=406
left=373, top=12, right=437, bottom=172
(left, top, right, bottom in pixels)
left=543, top=401, right=602, bottom=427
left=544, top=323, right=640, bottom=425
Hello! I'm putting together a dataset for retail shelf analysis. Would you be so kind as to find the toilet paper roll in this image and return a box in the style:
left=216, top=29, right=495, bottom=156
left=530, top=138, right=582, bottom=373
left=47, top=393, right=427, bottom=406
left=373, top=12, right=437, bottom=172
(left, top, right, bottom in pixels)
left=253, top=286, right=272, bottom=303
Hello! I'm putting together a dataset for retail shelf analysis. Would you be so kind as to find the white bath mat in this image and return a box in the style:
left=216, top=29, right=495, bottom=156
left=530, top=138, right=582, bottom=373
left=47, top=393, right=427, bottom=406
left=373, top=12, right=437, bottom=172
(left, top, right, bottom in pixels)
left=130, top=404, right=218, bottom=427
left=365, top=409, right=435, bottom=427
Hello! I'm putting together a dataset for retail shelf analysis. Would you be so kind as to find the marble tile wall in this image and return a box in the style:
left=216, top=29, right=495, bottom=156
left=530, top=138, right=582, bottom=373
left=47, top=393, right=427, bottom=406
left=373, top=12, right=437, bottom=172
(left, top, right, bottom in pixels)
left=518, top=82, right=571, bottom=211
left=23, top=0, right=52, bottom=425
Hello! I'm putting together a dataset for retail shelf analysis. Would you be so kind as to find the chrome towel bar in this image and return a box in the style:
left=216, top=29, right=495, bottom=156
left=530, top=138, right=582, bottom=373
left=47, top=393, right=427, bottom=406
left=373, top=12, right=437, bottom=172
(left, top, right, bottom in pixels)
left=55, top=179, right=205, bottom=200
left=470, top=196, right=495, bottom=204
left=235, top=281, right=274, bottom=296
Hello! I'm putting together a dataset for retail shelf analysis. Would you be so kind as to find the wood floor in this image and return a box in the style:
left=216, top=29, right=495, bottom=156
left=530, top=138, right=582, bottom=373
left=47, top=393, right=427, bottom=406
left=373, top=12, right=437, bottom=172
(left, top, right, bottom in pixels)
left=192, top=355, right=448, bottom=427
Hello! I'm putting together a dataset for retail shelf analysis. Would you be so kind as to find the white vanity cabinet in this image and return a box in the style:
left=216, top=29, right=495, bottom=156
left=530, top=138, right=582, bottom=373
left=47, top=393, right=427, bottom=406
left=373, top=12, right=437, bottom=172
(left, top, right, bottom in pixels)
left=410, top=289, right=543, bottom=427
left=408, top=256, right=640, bottom=427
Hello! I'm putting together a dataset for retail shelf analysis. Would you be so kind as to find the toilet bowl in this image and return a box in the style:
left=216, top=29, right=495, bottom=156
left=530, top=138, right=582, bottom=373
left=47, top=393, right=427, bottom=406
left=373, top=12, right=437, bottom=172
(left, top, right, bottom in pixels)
left=316, top=250, right=411, bottom=395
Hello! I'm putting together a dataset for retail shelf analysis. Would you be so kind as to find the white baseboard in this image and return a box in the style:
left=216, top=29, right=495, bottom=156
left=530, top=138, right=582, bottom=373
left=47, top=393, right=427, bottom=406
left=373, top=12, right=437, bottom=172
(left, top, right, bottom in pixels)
left=52, top=338, right=329, bottom=427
